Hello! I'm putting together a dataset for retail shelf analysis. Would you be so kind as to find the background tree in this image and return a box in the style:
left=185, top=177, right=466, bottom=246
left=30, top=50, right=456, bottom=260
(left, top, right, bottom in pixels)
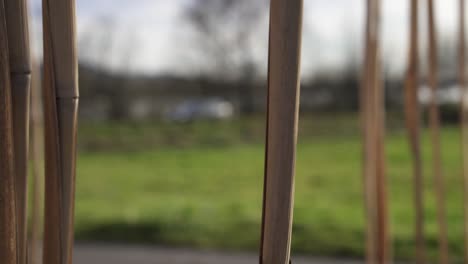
left=182, top=0, right=269, bottom=115
left=79, top=17, right=139, bottom=120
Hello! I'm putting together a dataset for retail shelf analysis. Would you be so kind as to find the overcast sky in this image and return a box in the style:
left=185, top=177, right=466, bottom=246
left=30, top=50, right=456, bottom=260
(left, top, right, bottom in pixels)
left=29, top=0, right=464, bottom=77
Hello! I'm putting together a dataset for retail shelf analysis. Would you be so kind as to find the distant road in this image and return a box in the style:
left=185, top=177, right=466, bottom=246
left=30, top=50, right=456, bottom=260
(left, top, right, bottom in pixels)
left=71, top=243, right=363, bottom=264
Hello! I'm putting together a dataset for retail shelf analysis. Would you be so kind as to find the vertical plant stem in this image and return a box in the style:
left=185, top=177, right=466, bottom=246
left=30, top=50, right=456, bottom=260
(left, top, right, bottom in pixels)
left=404, top=0, right=426, bottom=263
left=0, top=0, right=18, bottom=262
left=42, top=0, right=79, bottom=263
left=361, top=0, right=390, bottom=263
left=459, top=0, right=468, bottom=263
left=4, top=0, right=32, bottom=263
left=259, top=0, right=303, bottom=263
left=427, top=0, right=449, bottom=263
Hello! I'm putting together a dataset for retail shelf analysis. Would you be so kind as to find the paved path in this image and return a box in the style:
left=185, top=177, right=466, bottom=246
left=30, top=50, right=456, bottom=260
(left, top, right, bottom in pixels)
left=72, top=243, right=363, bottom=264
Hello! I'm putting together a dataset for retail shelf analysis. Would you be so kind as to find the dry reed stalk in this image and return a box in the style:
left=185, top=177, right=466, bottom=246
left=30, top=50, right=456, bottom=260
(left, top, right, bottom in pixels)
left=29, top=58, right=43, bottom=264
left=426, top=0, right=449, bottom=263
left=361, top=0, right=390, bottom=263
left=0, top=0, right=18, bottom=263
left=41, top=0, right=79, bottom=263
left=404, top=0, right=426, bottom=262
left=259, top=0, right=303, bottom=263
left=4, top=0, right=32, bottom=263
left=459, top=0, right=468, bottom=263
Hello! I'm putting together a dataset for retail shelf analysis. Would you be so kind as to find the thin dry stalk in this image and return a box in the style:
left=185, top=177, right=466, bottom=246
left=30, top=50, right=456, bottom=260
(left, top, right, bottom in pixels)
left=459, top=0, right=468, bottom=263
left=404, top=0, right=426, bottom=262
left=427, top=0, right=449, bottom=263
left=0, top=0, right=18, bottom=263
left=28, top=58, right=43, bottom=264
left=259, top=0, right=303, bottom=263
left=4, top=0, right=32, bottom=263
left=361, top=0, right=390, bottom=263
left=41, top=0, right=79, bottom=263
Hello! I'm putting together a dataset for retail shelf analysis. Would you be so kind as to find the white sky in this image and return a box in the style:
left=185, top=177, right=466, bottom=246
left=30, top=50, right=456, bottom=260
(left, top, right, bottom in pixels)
left=29, top=0, right=464, bottom=77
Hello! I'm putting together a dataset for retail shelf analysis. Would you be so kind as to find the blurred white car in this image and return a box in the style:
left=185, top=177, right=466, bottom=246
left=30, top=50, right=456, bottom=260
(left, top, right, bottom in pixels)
left=164, top=98, right=234, bottom=122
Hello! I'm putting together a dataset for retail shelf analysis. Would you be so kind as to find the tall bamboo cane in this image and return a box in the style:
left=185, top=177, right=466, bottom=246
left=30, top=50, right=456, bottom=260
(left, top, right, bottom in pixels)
left=0, top=0, right=18, bottom=263
left=259, top=0, right=303, bottom=263
left=404, top=0, right=426, bottom=263
left=4, top=1, right=32, bottom=263
left=361, top=0, right=390, bottom=263
left=426, top=0, right=450, bottom=263
left=459, top=0, right=468, bottom=263
left=42, top=0, right=79, bottom=263
left=29, top=58, right=43, bottom=264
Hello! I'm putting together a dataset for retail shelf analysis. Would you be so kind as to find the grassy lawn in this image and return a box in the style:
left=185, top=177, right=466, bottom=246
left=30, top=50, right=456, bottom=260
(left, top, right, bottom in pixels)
left=74, top=114, right=465, bottom=261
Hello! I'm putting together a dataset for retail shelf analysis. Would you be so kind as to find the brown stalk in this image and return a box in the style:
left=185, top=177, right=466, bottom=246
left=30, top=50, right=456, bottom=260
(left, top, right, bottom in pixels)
left=426, top=0, right=450, bottom=263
left=41, top=0, right=79, bottom=263
left=28, top=58, right=43, bottom=264
left=459, top=0, right=468, bottom=263
left=361, top=0, right=390, bottom=263
left=4, top=0, right=32, bottom=263
left=0, top=0, right=18, bottom=263
left=259, top=0, right=303, bottom=263
left=403, top=0, right=426, bottom=262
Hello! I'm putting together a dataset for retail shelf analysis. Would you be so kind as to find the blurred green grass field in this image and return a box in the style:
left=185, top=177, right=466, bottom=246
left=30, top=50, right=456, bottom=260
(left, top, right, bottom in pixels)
left=73, top=114, right=465, bottom=261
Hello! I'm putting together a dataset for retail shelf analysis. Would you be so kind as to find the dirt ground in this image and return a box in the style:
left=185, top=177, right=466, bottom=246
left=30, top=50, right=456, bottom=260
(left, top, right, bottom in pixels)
left=71, top=243, right=363, bottom=264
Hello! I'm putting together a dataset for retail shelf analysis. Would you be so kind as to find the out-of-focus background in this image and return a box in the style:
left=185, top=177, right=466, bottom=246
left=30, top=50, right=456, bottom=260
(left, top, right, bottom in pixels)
left=29, top=0, right=468, bottom=262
